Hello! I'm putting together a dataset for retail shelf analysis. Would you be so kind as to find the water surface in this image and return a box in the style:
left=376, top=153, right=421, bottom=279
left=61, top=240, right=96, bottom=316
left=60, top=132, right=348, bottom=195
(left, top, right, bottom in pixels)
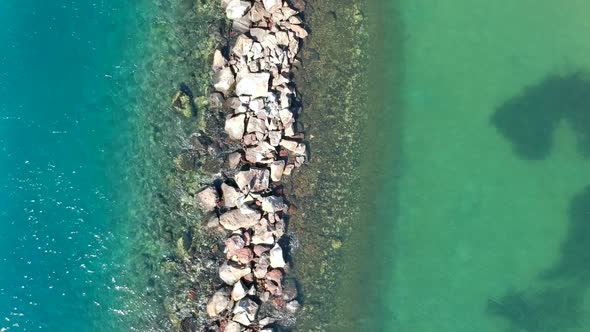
left=346, top=1, right=590, bottom=331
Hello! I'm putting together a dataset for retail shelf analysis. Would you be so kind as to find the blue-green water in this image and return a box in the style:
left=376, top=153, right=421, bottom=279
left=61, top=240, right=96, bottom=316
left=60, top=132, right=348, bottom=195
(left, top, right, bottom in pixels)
left=0, top=1, right=147, bottom=330
left=342, top=1, right=590, bottom=331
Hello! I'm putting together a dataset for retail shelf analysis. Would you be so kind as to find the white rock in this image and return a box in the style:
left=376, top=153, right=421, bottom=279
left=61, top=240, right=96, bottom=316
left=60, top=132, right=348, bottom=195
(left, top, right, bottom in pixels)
left=231, top=280, right=248, bottom=301
left=219, top=209, right=261, bottom=231
left=207, top=289, right=230, bottom=317
left=226, top=0, right=251, bottom=19
left=270, top=160, right=285, bottom=182
left=219, top=261, right=252, bottom=285
left=269, top=244, right=286, bottom=268
left=196, top=187, right=218, bottom=212
left=213, top=67, right=235, bottom=96
left=225, top=114, right=246, bottom=140
left=262, top=0, right=281, bottom=12
left=222, top=183, right=242, bottom=208
left=236, top=72, right=270, bottom=98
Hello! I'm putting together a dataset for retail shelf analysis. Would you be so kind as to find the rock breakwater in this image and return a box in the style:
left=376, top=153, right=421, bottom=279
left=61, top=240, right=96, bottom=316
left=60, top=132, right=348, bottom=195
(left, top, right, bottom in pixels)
left=196, top=0, right=308, bottom=330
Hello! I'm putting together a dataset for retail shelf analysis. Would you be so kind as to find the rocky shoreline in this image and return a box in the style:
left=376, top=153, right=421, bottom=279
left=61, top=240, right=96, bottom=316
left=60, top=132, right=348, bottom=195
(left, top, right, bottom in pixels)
left=191, top=0, right=308, bottom=331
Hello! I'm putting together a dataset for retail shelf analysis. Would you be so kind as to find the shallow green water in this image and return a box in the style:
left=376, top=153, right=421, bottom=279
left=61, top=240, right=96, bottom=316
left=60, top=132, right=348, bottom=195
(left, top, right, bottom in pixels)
left=363, top=1, right=590, bottom=331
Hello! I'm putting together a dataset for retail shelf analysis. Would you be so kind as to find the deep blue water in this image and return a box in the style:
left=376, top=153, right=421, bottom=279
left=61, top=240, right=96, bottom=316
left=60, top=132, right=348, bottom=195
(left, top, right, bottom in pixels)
left=0, top=1, right=153, bottom=330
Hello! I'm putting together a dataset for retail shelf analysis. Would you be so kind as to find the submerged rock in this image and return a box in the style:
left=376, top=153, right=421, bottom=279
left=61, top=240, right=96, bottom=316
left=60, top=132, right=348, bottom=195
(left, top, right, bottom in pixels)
left=171, top=90, right=193, bottom=118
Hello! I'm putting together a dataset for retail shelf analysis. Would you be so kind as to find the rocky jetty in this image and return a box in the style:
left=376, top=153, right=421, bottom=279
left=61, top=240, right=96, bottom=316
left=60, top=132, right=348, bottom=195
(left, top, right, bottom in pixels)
left=196, top=0, right=308, bottom=330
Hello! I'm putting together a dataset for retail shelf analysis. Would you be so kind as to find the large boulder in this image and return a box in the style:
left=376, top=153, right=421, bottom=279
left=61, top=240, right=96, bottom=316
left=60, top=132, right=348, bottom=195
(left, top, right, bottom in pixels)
left=225, top=114, right=246, bottom=140
left=219, top=209, right=261, bottom=231
left=234, top=168, right=270, bottom=192
left=196, top=187, right=218, bottom=212
left=219, top=261, right=252, bottom=285
left=236, top=72, right=270, bottom=98
left=213, top=67, right=235, bottom=96
left=226, top=0, right=251, bottom=19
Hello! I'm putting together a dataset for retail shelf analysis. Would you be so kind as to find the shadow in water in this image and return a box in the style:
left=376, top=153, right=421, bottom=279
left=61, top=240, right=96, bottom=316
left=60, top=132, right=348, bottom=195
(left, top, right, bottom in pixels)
left=488, top=73, right=590, bottom=331
left=491, top=73, right=590, bottom=160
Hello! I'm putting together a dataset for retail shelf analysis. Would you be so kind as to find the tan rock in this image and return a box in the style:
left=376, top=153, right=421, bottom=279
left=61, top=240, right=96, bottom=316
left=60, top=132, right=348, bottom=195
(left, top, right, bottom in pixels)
left=270, top=160, right=285, bottom=182
left=279, top=139, right=306, bottom=155
left=196, top=187, right=218, bottom=212
left=219, top=261, right=252, bottom=285
left=219, top=209, right=261, bottom=231
left=207, top=289, right=230, bottom=317
left=222, top=183, right=242, bottom=208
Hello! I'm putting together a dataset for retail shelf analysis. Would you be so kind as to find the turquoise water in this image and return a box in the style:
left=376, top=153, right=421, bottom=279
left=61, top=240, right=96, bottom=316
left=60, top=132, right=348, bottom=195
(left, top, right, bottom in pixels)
left=355, top=1, right=590, bottom=331
left=0, top=1, right=180, bottom=330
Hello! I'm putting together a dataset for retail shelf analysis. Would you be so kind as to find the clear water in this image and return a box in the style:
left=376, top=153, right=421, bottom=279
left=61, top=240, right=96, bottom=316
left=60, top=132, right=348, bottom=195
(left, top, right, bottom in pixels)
left=360, top=1, right=590, bottom=331
left=0, top=0, right=180, bottom=331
